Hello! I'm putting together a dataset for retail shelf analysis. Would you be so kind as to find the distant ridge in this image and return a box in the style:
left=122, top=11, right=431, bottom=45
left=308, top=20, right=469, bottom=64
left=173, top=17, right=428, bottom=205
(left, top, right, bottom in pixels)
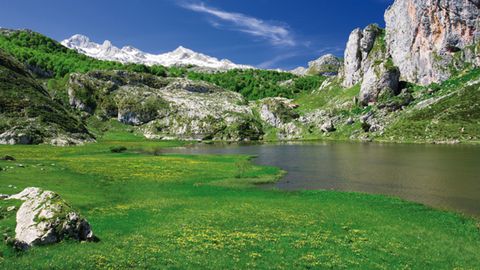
left=61, top=34, right=253, bottom=70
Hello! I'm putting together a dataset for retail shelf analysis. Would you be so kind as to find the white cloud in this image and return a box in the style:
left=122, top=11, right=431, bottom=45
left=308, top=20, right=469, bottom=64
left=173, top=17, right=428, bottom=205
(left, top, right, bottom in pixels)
left=180, top=2, right=296, bottom=46
left=257, top=52, right=297, bottom=69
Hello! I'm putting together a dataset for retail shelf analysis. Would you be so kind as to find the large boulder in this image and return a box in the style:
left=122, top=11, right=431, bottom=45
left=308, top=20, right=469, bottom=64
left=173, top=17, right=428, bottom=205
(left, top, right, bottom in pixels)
left=7, top=187, right=96, bottom=249
left=385, top=0, right=480, bottom=85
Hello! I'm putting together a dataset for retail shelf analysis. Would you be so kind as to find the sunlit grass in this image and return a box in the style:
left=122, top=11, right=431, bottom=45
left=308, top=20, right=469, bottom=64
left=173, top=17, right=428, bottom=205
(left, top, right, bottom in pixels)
left=0, top=133, right=479, bottom=269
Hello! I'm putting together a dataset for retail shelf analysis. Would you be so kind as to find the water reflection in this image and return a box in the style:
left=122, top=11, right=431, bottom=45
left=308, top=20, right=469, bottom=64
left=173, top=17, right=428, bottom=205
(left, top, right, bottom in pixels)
left=170, top=142, right=480, bottom=216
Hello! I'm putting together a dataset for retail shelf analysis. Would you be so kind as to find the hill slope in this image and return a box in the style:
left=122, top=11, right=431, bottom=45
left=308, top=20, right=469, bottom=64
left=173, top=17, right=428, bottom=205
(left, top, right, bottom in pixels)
left=0, top=49, right=93, bottom=145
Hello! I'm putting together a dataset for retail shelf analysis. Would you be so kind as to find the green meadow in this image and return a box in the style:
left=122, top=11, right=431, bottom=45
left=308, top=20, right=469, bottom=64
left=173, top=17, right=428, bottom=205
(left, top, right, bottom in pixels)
left=0, top=132, right=479, bottom=269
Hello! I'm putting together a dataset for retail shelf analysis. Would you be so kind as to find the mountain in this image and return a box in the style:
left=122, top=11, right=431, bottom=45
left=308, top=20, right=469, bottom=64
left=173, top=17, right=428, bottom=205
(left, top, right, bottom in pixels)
left=290, top=54, right=342, bottom=76
left=0, top=49, right=93, bottom=145
left=385, top=0, right=480, bottom=85
left=1, top=0, right=479, bottom=146
left=61, top=34, right=253, bottom=71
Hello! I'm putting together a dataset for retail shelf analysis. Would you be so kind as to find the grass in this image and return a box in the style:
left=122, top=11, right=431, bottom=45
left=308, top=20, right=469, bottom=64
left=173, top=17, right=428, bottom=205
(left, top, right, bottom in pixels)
left=0, top=132, right=479, bottom=269
left=382, top=69, right=480, bottom=143
left=294, top=80, right=360, bottom=114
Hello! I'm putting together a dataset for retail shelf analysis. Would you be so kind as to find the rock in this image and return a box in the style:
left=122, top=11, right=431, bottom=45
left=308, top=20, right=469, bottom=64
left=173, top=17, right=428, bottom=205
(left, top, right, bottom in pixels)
left=342, top=24, right=391, bottom=88
left=6, top=206, right=15, bottom=212
left=320, top=120, right=336, bottom=132
left=7, top=187, right=96, bottom=249
left=360, top=111, right=385, bottom=133
left=0, top=130, right=35, bottom=145
left=346, top=117, right=355, bottom=125
left=340, top=23, right=402, bottom=106
left=256, top=98, right=302, bottom=140
left=0, top=50, right=93, bottom=146
left=67, top=71, right=263, bottom=141
left=359, top=62, right=400, bottom=105
left=306, top=54, right=342, bottom=76
left=385, top=0, right=480, bottom=85
left=343, top=28, right=364, bottom=87
left=360, top=111, right=374, bottom=123
left=300, top=109, right=341, bottom=134
left=257, top=98, right=299, bottom=128
left=290, top=67, right=307, bottom=76
left=0, top=194, right=9, bottom=199
left=1, top=155, right=16, bottom=161
left=277, top=122, right=303, bottom=140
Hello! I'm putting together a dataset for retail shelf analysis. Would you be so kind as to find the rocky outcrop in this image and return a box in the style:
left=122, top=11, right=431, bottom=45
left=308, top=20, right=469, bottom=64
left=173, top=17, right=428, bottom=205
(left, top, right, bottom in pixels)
left=341, top=24, right=401, bottom=105
left=300, top=109, right=341, bottom=134
left=6, top=187, right=96, bottom=249
left=256, top=98, right=303, bottom=139
left=342, top=24, right=394, bottom=87
left=306, top=54, right=342, bottom=76
left=290, top=67, right=307, bottom=76
left=385, top=0, right=480, bottom=85
left=0, top=49, right=93, bottom=145
left=68, top=71, right=264, bottom=141
left=343, top=28, right=364, bottom=87
left=359, top=62, right=400, bottom=105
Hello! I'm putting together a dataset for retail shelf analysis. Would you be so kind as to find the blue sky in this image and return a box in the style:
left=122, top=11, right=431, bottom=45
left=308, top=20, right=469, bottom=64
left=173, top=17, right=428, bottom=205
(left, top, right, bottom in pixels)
left=0, top=0, right=393, bottom=69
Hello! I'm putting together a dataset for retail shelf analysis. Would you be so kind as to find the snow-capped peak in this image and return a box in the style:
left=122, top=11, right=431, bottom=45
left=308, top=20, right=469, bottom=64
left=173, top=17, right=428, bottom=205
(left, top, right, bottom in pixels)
left=62, top=34, right=92, bottom=48
left=61, top=34, right=253, bottom=70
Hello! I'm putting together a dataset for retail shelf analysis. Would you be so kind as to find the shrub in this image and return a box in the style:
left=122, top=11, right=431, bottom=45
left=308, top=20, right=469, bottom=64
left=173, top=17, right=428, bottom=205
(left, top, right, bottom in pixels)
left=110, top=146, right=127, bottom=153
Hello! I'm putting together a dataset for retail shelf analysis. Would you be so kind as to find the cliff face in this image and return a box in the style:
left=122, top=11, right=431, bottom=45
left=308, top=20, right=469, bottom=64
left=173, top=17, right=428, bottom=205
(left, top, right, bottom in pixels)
left=385, top=0, right=480, bottom=85
left=342, top=24, right=400, bottom=105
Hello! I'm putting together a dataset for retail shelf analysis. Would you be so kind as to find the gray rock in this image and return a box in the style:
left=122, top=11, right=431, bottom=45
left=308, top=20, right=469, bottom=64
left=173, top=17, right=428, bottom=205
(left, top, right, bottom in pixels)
left=385, top=0, right=480, bottom=85
left=68, top=71, right=263, bottom=141
left=257, top=98, right=302, bottom=140
left=342, top=24, right=388, bottom=88
left=0, top=130, right=34, bottom=145
left=360, top=24, right=379, bottom=55
left=290, top=67, right=307, bottom=76
left=346, top=117, right=355, bottom=125
left=359, top=62, right=400, bottom=105
left=306, top=54, right=342, bottom=76
left=7, top=187, right=96, bottom=249
left=343, top=28, right=364, bottom=87
left=320, top=120, right=336, bottom=132
left=360, top=111, right=385, bottom=133
left=258, top=98, right=299, bottom=127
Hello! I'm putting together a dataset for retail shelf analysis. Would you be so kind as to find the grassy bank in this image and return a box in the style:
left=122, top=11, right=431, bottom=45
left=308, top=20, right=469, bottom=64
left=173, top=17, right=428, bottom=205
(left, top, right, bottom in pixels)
left=0, top=133, right=479, bottom=269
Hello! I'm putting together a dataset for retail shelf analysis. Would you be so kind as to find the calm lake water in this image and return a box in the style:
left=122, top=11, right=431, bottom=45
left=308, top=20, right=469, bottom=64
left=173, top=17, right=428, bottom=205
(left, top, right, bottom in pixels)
left=170, top=142, right=480, bottom=217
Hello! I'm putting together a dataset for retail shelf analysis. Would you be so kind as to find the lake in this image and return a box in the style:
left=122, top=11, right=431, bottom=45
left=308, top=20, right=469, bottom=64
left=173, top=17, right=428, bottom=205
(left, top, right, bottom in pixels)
left=170, top=142, right=480, bottom=217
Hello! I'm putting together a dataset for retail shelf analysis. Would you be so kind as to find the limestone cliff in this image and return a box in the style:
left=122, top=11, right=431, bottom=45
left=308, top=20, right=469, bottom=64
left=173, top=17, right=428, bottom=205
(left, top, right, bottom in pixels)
left=385, top=0, right=480, bottom=85
left=341, top=24, right=400, bottom=105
